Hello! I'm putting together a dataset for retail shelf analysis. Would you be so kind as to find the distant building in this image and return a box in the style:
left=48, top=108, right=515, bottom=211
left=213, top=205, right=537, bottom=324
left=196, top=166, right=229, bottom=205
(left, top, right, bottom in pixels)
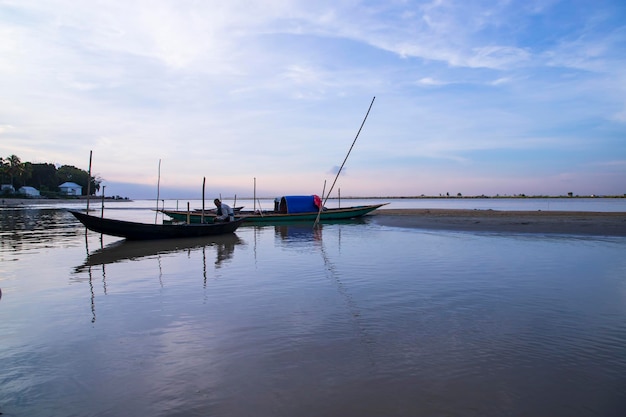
left=18, top=186, right=41, bottom=197
left=59, top=182, right=82, bottom=196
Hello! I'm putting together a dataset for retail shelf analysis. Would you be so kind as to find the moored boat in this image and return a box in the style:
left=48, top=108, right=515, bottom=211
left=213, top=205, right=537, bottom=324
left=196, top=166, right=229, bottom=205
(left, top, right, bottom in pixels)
left=69, top=210, right=243, bottom=240
left=192, top=206, right=244, bottom=213
left=161, top=195, right=387, bottom=224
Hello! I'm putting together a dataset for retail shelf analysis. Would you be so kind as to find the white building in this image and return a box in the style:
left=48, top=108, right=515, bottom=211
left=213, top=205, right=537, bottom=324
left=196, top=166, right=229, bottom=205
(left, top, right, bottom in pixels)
left=59, top=182, right=82, bottom=196
left=18, top=186, right=41, bottom=197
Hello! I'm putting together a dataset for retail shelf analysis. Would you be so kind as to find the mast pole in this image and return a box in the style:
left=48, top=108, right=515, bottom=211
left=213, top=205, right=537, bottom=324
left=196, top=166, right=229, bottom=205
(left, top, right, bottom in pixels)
left=86, top=150, right=92, bottom=212
left=154, top=159, right=161, bottom=224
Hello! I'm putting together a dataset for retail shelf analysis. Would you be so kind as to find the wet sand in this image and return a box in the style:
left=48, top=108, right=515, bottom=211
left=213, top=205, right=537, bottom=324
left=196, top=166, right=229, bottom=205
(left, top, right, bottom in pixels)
left=372, top=208, right=626, bottom=237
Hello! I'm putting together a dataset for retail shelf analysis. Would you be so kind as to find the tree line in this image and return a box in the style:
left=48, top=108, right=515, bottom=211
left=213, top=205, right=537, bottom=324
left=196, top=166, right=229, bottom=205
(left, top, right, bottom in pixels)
left=0, top=154, right=101, bottom=197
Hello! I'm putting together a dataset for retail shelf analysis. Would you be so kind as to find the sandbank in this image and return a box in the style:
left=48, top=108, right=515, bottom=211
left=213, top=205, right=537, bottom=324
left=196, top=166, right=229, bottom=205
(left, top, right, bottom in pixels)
left=371, top=208, right=626, bottom=237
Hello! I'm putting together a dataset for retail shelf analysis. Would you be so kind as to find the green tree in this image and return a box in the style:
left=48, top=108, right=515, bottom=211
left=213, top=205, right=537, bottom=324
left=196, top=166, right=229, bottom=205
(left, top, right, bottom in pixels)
left=30, top=163, right=58, bottom=191
left=56, top=165, right=101, bottom=196
left=6, top=154, right=25, bottom=187
left=91, top=174, right=102, bottom=195
left=14, top=162, right=33, bottom=188
left=0, top=156, right=7, bottom=184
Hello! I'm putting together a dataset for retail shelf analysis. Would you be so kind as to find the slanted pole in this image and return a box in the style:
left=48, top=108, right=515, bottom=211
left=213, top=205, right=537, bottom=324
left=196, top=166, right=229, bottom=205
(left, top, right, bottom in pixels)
left=322, top=96, right=375, bottom=207
left=313, top=180, right=327, bottom=228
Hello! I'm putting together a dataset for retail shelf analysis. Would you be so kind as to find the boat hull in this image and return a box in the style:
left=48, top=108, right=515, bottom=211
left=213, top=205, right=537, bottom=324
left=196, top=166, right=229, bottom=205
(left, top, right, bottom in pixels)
left=161, top=203, right=387, bottom=224
left=69, top=210, right=243, bottom=240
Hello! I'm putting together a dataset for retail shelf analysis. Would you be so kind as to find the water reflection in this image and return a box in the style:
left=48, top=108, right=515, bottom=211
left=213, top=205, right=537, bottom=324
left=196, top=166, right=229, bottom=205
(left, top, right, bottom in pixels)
left=265, top=218, right=366, bottom=245
left=0, top=208, right=81, bottom=253
left=71, top=234, right=244, bottom=323
left=274, top=223, right=323, bottom=242
left=74, top=233, right=243, bottom=271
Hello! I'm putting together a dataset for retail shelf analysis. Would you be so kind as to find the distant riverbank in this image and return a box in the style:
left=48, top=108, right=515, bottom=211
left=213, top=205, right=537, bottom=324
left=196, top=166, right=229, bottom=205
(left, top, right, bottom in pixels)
left=0, top=197, right=131, bottom=207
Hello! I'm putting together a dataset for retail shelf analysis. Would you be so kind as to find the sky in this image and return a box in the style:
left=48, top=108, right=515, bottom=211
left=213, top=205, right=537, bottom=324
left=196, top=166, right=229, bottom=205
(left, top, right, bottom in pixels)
left=1, top=0, right=625, bottom=199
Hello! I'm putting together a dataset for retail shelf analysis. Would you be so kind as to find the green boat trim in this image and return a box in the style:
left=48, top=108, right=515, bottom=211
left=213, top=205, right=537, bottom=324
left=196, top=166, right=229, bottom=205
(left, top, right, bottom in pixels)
left=160, top=203, right=387, bottom=224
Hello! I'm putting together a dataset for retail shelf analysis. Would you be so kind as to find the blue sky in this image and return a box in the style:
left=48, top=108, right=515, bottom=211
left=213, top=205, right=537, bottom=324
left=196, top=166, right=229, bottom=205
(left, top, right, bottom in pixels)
left=1, top=0, right=624, bottom=199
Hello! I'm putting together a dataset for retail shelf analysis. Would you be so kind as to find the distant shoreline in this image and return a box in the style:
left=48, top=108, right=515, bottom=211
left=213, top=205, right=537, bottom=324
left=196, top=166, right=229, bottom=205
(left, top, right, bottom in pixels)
left=0, top=197, right=131, bottom=206
left=2, top=195, right=624, bottom=207
left=336, top=195, right=626, bottom=199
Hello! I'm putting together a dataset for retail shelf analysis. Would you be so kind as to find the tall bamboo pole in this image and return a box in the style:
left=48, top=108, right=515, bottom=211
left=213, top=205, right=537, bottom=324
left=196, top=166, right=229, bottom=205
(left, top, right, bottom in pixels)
left=101, top=185, right=105, bottom=218
left=322, top=96, right=375, bottom=208
left=86, top=150, right=92, bottom=212
left=154, top=159, right=161, bottom=224
left=313, top=97, right=375, bottom=228
left=313, top=180, right=327, bottom=228
left=201, top=177, right=206, bottom=224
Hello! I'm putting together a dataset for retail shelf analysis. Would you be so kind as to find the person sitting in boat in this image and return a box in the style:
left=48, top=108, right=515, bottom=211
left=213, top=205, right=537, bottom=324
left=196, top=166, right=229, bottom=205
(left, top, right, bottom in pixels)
left=213, top=199, right=234, bottom=222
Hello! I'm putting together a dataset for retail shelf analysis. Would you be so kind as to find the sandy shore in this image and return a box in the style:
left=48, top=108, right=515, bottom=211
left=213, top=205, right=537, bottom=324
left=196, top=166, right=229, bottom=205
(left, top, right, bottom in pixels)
left=372, top=208, right=626, bottom=237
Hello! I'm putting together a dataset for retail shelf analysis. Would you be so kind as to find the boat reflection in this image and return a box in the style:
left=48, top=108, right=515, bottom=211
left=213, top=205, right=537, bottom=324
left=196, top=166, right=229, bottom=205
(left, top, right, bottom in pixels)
left=265, top=218, right=367, bottom=244
left=274, top=223, right=323, bottom=242
left=73, top=233, right=245, bottom=323
left=74, top=233, right=244, bottom=272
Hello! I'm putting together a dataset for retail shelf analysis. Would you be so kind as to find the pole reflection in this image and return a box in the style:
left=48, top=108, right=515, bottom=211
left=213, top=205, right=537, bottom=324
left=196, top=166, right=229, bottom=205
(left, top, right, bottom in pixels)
left=71, top=234, right=244, bottom=321
left=268, top=220, right=377, bottom=367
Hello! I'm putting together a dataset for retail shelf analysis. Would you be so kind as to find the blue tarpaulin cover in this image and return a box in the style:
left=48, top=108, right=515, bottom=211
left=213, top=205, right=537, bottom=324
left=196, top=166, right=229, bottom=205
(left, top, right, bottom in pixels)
left=279, top=195, right=321, bottom=213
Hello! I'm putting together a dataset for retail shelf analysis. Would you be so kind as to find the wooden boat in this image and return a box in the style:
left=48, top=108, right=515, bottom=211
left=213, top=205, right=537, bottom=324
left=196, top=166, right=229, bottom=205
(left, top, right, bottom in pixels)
left=192, top=206, right=244, bottom=213
left=69, top=210, right=243, bottom=240
left=161, top=196, right=387, bottom=224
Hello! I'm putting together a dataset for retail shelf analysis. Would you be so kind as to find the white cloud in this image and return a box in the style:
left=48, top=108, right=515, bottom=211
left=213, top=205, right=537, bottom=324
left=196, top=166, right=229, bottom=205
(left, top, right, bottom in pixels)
left=0, top=124, right=17, bottom=134
left=417, top=77, right=446, bottom=86
left=490, top=77, right=512, bottom=86
left=465, top=46, right=531, bottom=70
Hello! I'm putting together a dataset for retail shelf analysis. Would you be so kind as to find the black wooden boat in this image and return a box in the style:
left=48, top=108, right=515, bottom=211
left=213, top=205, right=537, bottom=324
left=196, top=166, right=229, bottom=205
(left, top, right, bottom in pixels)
left=69, top=210, right=243, bottom=240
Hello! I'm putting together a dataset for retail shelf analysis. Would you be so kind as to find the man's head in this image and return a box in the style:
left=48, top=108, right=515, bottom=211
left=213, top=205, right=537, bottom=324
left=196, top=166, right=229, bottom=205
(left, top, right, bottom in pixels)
left=214, top=199, right=221, bottom=207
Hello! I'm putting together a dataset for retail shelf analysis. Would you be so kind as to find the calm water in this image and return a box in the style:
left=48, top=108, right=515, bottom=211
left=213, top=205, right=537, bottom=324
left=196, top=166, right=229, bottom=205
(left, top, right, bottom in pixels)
left=1, top=206, right=625, bottom=417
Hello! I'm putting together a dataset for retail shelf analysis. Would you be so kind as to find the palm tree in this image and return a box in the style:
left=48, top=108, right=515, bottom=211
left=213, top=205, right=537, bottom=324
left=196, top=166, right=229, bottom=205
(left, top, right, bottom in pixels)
left=0, top=157, right=6, bottom=183
left=6, top=155, right=25, bottom=187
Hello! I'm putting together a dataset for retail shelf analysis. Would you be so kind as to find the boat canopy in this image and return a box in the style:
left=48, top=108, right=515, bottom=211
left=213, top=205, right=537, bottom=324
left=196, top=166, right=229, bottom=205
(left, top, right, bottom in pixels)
left=279, top=195, right=322, bottom=214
